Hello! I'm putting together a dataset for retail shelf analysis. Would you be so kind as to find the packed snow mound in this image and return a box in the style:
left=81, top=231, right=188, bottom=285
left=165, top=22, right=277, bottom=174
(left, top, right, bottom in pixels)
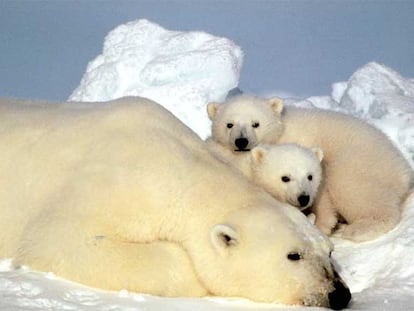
left=69, top=19, right=243, bottom=138
left=294, top=62, right=414, bottom=167
left=332, top=62, right=414, bottom=117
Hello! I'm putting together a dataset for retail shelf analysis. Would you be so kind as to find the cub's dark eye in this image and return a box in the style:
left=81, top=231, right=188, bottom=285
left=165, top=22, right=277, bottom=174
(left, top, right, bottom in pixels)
left=252, top=122, right=260, bottom=128
left=287, top=252, right=303, bottom=261
left=281, top=176, right=290, bottom=183
left=308, top=175, right=313, bottom=181
left=226, top=123, right=233, bottom=129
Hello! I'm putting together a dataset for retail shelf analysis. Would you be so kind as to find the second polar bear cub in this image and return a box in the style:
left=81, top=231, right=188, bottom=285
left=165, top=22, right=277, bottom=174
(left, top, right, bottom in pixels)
left=207, top=141, right=324, bottom=212
left=250, top=144, right=323, bottom=212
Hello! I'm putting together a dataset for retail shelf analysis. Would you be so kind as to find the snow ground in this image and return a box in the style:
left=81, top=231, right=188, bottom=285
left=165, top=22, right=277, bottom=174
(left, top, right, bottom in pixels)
left=1, top=20, right=414, bottom=310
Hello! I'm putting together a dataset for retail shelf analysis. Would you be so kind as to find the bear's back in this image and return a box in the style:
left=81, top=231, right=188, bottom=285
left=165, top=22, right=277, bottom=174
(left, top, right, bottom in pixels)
left=0, top=97, right=262, bottom=256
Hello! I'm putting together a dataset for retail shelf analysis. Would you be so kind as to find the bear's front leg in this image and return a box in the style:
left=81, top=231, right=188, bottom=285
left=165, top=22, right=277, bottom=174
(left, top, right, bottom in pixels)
left=313, top=185, right=338, bottom=236
left=14, top=223, right=207, bottom=297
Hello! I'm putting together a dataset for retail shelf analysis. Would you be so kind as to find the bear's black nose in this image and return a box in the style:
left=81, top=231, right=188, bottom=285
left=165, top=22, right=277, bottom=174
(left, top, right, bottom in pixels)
left=235, top=138, right=249, bottom=150
left=328, top=277, right=352, bottom=310
left=298, top=194, right=310, bottom=207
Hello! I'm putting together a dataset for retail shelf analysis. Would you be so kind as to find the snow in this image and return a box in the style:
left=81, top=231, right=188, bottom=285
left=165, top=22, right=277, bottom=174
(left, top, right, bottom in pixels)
left=322, top=62, right=414, bottom=167
left=2, top=19, right=414, bottom=310
left=69, top=19, right=243, bottom=139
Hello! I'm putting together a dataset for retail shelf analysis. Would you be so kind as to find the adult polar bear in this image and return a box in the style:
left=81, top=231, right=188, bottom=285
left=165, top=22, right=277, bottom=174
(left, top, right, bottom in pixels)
left=207, top=95, right=413, bottom=242
left=0, top=97, right=350, bottom=309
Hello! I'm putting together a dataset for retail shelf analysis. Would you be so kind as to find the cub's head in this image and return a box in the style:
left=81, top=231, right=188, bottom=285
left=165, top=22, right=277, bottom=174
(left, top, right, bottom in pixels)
left=207, top=95, right=284, bottom=152
left=199, top=206, right=350, bottom=309
left=250, top=144, right=323, bottom=211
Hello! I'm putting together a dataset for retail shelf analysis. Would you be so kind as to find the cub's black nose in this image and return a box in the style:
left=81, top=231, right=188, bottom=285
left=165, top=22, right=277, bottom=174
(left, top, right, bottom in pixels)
left=235, top=137, right=249, bottom=150
left=328, top=278, right=352, bottom=310
left=298, top=194, right=310, bottom=207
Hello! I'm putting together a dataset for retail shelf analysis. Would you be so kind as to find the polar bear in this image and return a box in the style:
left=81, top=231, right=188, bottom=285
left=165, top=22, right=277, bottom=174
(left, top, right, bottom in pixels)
left=0, top=97, right=350, bottom=309
left=207, top=141, right=323, bottom=212
left=207, top=95, right=413, bottom=242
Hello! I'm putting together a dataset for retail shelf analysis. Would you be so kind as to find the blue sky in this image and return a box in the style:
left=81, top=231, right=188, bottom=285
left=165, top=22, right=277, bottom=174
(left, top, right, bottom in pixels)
left=1, top=0, right=414, bottom=101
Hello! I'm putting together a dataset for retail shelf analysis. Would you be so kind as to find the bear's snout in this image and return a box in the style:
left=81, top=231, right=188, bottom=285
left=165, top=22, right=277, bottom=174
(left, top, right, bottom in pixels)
left=328, top=272, right=352, bottom=310
left=234, top=137, right=249, bottom=151
left=298, top=194, right=310, bottom=207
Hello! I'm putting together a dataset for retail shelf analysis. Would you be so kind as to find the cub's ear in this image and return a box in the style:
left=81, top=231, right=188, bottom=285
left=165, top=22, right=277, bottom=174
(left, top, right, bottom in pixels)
left=268, top=97, right=283, bottom=114
left=207, top=102, right=220, bottom=120
left=311, top=147, right=324, bottom=162
left=251, top=146, right=267, bottom=164
left=210, top=224, right=239, bottom=256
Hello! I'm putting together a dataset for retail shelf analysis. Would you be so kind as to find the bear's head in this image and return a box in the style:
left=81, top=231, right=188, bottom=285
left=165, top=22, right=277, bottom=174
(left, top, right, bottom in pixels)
left=207, top=95, right=284, bottom=152
left=194, top=205, right=350, bottom=309
left=250, top=143, right=323, bottom=211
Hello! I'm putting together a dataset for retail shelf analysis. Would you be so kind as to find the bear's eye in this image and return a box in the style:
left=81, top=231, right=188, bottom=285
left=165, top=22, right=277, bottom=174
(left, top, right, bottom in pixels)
left=308, top=174, right=313, bottom=181
left=226, top=123, right=234, bottom=129
left=281, top=176, right=290, bottom=183
left=252, top=122, right=260, bottom=128
left=287, top=252, right=303, bottom=261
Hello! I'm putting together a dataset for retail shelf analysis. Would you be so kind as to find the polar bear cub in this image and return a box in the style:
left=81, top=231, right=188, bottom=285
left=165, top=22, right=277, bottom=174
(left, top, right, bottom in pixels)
left=207, top=95, right=413, bottom=242
left=251, top=144, right=323, bottom=212
left=207, top=141, right=323, bottom=212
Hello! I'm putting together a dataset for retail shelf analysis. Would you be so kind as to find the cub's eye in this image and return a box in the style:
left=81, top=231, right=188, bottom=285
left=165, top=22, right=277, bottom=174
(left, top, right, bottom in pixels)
left=252, top=122, right=260, bottom=128
left=281, top=176, right=290, bottom=183
left=287, top=252, right=303, bottom=261
left=308, top=174, right=313, bottom=181
left=226, top=123, right=234, bottom=129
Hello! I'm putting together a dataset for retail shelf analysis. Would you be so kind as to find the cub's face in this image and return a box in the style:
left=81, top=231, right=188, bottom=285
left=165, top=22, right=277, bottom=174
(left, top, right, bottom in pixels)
left=250, top=144, right=323, bottom=211
left=207, top=96, right=284, bottom=152
left=205, top=206, right=350, bottom=309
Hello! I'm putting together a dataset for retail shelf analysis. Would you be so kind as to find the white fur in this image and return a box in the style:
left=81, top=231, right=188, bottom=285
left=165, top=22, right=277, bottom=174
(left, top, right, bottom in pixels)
left=208, top=95, right=413, bottom=242
left=206, top=141, right=323, bottom=211
left=0, top=97, right=350, bottom=308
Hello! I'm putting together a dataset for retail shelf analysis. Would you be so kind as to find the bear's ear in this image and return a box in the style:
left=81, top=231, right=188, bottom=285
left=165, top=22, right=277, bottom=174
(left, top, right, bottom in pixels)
left=251, top=146, right=267, bottom=164
left=268, top=97, right=283, bottom=114
left=311, top=147, right=324, bottom=162
left=207, top=102, right=220, bottom=120
left=210, top=224, right=239, bottom=256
